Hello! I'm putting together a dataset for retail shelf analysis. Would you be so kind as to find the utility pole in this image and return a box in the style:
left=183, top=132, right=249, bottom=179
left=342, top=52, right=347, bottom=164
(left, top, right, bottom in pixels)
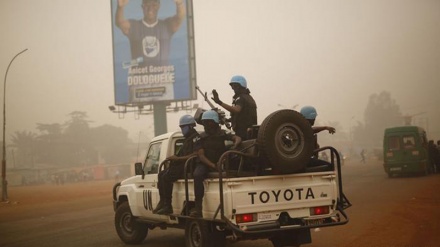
left=2, top=48, right=28, bottom=202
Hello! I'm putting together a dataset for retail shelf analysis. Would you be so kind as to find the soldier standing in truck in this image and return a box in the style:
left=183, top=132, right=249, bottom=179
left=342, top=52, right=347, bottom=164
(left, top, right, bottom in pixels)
left=211, top=75, right=257, bottom=140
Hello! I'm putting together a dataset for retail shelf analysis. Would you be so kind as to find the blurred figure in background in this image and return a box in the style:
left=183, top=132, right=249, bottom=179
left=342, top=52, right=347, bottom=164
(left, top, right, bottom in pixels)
left=360, top=149, right=366, bottom=164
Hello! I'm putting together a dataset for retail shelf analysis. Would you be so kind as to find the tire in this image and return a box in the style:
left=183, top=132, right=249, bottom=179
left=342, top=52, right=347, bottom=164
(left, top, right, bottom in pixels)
left=210, top=224, right=227, bottom=247
left=270, top=228, right=309, bottom=247
left=257, top=109, right=314, bottom=174
left=115, top=201, right=148, bottom=244
left=185, top=220, right=209, bottom=247
left=185, top=220, right=225, bottom=247
left=270, top=237, right=301, bottom=247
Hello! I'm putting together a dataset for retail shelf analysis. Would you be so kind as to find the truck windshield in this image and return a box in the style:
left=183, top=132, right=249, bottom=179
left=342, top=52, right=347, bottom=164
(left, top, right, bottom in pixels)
left=144, top=142, right=161, bottom=174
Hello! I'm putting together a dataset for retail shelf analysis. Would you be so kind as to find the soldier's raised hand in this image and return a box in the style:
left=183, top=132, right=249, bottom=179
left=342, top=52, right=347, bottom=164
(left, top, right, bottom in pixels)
left=211, top=90, right=222, bottom=105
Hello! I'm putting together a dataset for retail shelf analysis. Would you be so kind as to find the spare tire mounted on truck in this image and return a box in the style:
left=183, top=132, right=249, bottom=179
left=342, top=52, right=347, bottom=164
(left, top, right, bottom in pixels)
left=257, top=109, right=315, bottom=174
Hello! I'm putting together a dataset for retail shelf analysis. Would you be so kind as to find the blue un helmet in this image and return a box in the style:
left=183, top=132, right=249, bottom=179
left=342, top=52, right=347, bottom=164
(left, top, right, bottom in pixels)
left=201, top=110, right=219, bottom=124
left=300, top=106, right=317, bottom=120
left=229, top=75, right=247, bottom=88
left=179, top=115, right=195, bottom=127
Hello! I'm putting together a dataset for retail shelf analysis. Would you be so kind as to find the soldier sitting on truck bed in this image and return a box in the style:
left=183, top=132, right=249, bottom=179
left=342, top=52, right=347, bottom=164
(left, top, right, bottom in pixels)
left=191, top=110, right=241, bottom=218
left=300, top=106, right=335, bottom=169
left=153, top=115, right=201, bottom=215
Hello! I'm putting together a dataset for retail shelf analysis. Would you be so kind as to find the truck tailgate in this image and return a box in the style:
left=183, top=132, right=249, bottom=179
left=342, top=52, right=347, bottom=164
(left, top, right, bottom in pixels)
left=226, top=172, right=337, bottom=219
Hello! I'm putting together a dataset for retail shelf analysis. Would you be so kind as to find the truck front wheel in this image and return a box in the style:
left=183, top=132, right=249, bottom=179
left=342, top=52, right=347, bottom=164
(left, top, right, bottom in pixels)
left=115, top=201, right=148, bottom=244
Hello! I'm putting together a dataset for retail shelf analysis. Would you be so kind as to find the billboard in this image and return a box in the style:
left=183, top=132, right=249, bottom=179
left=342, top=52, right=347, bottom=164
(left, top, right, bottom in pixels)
left=111, top=0, right=196, bottom=106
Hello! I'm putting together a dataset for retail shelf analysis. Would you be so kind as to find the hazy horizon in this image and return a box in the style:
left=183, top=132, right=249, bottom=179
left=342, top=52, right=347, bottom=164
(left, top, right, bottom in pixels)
left=1, top=0, right=439, bottom=144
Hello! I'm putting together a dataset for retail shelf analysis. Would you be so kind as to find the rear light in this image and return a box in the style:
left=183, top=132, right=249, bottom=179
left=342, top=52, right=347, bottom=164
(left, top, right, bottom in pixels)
left=236, top=213, right=257, bottom=223
left=310, top=206, right=330, bottom=216
left=412, top=150, right=419, bottom=155
left=386, top=152, right=393, bottom=157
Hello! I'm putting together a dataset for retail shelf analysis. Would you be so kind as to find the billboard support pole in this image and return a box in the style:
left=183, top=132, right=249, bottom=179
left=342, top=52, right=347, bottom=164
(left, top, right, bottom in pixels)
left=153, top=102, right=167, bottom=136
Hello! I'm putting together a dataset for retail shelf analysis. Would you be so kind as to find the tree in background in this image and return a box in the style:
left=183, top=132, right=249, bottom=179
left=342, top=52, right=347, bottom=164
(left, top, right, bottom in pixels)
left=63, top=111, right=95, bottom=166
left=10, top=131, right=37, bottom=168
left=9, top=111, right=134, bottom=168
left=35, top=123, right=64, bottom=166
left=90, top=124, right=132, bottom=164
left=353, top=91, right=402, bottom=148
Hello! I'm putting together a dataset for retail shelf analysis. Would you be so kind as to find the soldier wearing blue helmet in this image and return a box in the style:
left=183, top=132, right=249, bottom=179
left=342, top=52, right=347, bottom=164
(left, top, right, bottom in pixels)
left=190, top=110, right=241, bottom=217
left=211, top=75, right=257, bottom=140
left=153, top=114, right=201, bottom=215
left=300, top=106, right=336, bottom=169
left=300, top=106, right=335, bottom=135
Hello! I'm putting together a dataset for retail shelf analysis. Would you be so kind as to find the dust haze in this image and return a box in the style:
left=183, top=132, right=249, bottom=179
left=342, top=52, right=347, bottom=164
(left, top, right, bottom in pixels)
left=1, top=0, right=439, bottom=146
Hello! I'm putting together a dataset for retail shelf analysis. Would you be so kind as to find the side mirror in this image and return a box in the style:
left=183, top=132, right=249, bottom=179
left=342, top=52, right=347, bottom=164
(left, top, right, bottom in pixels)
left=134, top=162, right=144, bottom=177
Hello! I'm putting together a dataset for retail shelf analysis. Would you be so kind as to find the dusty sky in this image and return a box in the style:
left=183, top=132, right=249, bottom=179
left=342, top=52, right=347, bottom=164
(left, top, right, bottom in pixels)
left=1, top=0, right=439, bottom=143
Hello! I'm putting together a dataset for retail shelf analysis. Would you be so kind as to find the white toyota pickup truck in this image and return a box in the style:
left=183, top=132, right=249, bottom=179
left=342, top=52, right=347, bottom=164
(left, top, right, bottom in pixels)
left=113, top=109, right=351, bottom=247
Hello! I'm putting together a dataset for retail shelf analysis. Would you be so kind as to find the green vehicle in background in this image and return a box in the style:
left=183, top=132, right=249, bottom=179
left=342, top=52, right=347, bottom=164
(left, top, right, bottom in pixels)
left=383, top=126, right=435, bottom=177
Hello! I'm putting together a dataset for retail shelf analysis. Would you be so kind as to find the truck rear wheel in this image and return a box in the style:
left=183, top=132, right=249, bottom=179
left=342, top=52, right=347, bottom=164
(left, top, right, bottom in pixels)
left=269, top=228, right=310, bottom=247
left=185, top=220, right=225, bottom=247
left=185, top=220, right=208, bottom=247
left=115, top=201, right=148, bottom=244
left=257, top=109, right=314, bottom=174
left=271, top=238, right=300, bottom=247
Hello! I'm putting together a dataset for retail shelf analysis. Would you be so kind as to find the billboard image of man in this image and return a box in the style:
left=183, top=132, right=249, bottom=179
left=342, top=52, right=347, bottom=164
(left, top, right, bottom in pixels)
left=116, top=0, right=185, bottom=67
left=111, top=0, right=194, bottom=105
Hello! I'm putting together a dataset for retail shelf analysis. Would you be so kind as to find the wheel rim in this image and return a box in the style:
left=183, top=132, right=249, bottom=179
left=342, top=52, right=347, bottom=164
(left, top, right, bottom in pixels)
left=121, top=211, right=134, bottom=235
left=189, top=222, right=202, bottom=247
left=274, top=123, right=305, bottom=159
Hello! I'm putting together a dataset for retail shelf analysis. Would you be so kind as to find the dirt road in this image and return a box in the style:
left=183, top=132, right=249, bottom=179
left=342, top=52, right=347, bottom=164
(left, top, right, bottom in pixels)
left=0, top=161, right=439, bottom=247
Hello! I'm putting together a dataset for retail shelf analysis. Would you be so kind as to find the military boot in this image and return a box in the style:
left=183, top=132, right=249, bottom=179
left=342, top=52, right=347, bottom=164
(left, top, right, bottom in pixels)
left=152, top=200, right=165, bottom=214
left=156, top=201, right=173, bottom=215
left=189, top=199, right=203, bottom=218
